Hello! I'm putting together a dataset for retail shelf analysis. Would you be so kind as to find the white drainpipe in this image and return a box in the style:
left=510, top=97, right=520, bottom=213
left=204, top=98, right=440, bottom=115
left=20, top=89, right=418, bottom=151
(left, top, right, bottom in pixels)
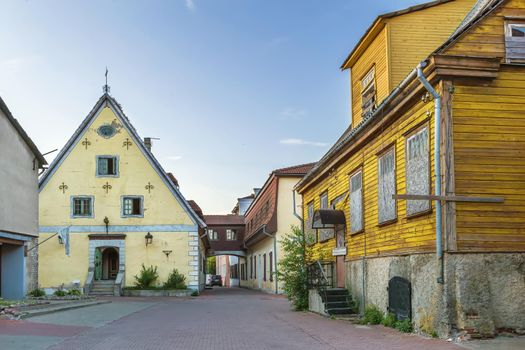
left=417, top=61, right=444, bottom=284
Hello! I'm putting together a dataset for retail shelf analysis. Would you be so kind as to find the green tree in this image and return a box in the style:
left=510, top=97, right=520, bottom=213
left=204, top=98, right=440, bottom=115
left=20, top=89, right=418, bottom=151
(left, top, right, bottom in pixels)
left=277, top=225, right=311, bottom=311
left=206, top=256, right=216, bottom=275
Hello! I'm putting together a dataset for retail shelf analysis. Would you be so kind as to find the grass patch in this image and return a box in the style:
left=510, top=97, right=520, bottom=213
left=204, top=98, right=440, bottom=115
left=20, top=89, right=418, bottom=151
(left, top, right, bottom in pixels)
left=363, top=305, right=383, bottom=325
left=395, top=319, right=413, bottom=333
left=381, top=313, right=396, bottom=328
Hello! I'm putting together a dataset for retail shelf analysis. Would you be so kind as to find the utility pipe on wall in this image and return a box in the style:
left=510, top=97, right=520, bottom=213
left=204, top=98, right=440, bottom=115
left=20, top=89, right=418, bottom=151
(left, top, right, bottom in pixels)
left=416, top=61, right=444, bottom=284
left=262, top=225, right=279, bottom=294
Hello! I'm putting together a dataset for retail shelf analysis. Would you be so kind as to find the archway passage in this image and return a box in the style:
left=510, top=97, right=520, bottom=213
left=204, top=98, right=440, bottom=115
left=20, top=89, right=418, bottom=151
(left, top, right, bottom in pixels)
left=95, top=247, right=119, bottom=280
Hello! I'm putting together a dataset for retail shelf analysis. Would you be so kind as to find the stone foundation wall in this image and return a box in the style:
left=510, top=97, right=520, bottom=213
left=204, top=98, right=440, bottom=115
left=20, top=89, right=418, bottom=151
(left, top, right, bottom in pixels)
left=25, top=238, right=39, bottom=292
left=345, top=252, right=525, bottom=337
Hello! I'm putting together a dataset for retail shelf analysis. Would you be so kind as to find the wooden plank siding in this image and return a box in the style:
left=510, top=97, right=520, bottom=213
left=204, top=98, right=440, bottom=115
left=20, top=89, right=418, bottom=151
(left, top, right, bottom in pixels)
left=350, top=26, right=389, bottom=128
left=452, top=67, right=525, bottom=251
left=445, top=0, right=525, bottom=59
left=388, top=0, right=477, bottom=90
left=303, top=96, right=439, bottom=262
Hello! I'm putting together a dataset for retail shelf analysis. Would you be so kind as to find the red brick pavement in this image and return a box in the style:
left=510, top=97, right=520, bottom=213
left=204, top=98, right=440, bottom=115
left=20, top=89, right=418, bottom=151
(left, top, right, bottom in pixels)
left=0, top=319, right=90, bottom=337
left=45, top=288, right=461, bottom=350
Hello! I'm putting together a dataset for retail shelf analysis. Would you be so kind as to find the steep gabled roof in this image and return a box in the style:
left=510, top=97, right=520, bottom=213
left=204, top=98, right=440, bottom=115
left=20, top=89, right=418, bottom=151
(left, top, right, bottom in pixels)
left=39, top=93, right=205, bottom=228
left=0, top=95, right=47, bottom=166
left=204, top=215, right=245, bottom=226
left=273, top=162, right=316, bottom=176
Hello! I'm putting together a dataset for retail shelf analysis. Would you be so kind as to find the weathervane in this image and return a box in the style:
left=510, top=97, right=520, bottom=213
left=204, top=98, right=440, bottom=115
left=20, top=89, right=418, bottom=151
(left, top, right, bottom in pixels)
left=103, top=67, right=110, bottom=94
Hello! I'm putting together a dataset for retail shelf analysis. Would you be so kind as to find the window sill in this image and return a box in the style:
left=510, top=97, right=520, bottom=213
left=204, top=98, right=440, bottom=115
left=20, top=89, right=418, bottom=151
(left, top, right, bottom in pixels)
left=71, top=215, right=94, bottom=219
left=406, top=209, right=432, bottom=220
left=377, top=218, right=398, bottom=227
left=121, top=214, right=144, bottom=218
left=349, top=229, right=364, bottom=236
left=96, top=174, right=120, bottom=178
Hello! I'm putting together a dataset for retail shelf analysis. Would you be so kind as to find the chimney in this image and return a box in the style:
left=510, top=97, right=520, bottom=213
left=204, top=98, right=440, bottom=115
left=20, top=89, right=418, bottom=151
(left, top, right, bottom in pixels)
left=144, top=137, right=152, bottom=152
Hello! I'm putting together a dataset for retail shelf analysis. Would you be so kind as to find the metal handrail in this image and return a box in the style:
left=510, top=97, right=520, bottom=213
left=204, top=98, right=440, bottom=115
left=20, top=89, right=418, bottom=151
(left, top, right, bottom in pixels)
left=316, top=260, right=329, bottom=286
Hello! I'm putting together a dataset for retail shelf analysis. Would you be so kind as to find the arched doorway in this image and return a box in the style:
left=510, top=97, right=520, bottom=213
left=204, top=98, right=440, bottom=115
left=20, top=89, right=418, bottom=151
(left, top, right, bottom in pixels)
left=95, top=247, right=119, bottom=280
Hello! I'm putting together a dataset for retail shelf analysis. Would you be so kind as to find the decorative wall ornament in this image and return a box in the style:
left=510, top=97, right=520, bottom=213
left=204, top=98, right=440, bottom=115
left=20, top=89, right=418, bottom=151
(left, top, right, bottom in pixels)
left=145, top=182, right=154, bottom=193
left=82, top=138, right=91, bottom=150
left=103, top=181, right=112, bottom=194
left=97, top=124, right=117, bottom=138
left=59, top=182, right=69, bottom=194
left=122, top=138, right=132, bottom=150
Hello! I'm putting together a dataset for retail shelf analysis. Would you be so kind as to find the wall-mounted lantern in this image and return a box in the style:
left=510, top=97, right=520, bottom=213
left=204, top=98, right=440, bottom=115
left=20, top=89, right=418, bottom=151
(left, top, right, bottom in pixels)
left=145, top=232, right=153, bottom=246
left=312, top=209, right=346, bottom=230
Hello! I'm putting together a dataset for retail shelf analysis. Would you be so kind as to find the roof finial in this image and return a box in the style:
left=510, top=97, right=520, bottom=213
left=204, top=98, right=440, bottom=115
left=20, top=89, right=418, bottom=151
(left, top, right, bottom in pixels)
left=103, top=67, right=110, bottom=94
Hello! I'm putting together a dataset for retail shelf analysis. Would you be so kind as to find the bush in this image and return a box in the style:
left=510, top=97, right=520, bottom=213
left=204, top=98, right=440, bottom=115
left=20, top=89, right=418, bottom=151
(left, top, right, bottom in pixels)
left=191, top=290, right=199, bottom=297
left=134, top=264, right=159, bottom=288
left=395, top=319, right=413, bottom=333
left=277, top=225, right=311, bottom=311
left=381, top=313, right=397, bottom=328
left=54, top=290, right=67, bottom=297
left=163, top=269, right=187, bottom=289
left=28, top=288, right=46, bottom=297
left=67, top=289, right=82, bottom=296
left=363, top=305, right=384, bottom=325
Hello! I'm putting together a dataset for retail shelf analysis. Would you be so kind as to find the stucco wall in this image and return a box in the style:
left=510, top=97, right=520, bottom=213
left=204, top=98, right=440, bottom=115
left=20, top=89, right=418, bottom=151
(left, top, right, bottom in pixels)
left=0, top=108, right=39, bottom=236
left=346, top=253, right=525, bottom=337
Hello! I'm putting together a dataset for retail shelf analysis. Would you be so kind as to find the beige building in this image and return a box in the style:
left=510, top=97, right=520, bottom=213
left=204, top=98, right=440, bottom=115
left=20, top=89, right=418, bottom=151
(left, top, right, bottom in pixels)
left=240, top=163, right=314, bottom=294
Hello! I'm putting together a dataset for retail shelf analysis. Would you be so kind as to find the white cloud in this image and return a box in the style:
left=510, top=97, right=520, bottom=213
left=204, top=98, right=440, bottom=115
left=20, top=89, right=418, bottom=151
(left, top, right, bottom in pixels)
left=166, top=155, right=183, bottom=161
left=185, top=0, right=195, bottom=11
left=280, top=108, right=307, bottom=120
left=279, top=138, right=328, bottom=147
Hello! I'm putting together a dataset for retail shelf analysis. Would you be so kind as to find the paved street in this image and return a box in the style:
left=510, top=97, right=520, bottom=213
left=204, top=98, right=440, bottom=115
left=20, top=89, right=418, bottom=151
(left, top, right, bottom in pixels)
left=0, top=288, right=520, bottom=350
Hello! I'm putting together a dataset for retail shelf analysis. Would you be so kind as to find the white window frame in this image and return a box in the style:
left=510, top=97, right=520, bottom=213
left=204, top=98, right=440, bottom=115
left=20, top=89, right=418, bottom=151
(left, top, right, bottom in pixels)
left=505, top=20, right=525, bottom=63
left=121, top=195, right=144, bottom=218
left=378, top=147, right=397, bottom=225
left=226, top=229, right=237, bottom=241
left=96, top=155, right=119, bottom=177
left=405, top=126, right=431, bottom=217
left=318, top=191, right=333, bottom=242
left=70, top=195, right=94, bottom=218
left=305, top=201, right=317, bottom=245
left=361, top=66, right=376, bottom=116
left=208, top=229, right=218, bottom=241
left=349, top=169, right=364, bottom=234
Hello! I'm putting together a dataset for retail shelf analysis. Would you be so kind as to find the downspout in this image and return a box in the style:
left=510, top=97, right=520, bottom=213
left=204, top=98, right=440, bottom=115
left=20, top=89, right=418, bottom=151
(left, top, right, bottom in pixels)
left=417, top=61, right=444, bottom=284
left=262, top=225, right=278, bottom=294
left=292, top=190, right=307, bottom=296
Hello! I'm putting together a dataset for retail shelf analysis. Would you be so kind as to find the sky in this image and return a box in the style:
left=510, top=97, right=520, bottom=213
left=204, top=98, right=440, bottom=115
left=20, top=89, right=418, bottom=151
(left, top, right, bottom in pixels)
left=1, top=0, right=428, bottom=214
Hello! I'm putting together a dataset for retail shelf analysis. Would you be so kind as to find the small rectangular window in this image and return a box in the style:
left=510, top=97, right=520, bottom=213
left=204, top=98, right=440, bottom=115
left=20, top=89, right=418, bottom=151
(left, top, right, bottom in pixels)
left=406, top=127, right=431, bottom=216
left=505, top=20, right=525, bottom=63
left=378, top=148, right=397, bottom=224
left=122, top=196, right=143, bottom=217
left=263, top=253, right=267, bottom=281
left=226, top=229, right=237, bottom=241
left=361, top=67, right=376, bottom=117
left=319, top=192, right=334, bottom=242
left=349, top=170, right=364, bottom=234
left=97, top=156, right=118, bottom=176
left=208, top=229, right=218, bottom=241
left=305, top=201, right=317, bottom=245
left=269, top=251, right=273, bottom=282
left=253, top=257, right=257, bottom=279
left=71, top=196, right=93, bottom=218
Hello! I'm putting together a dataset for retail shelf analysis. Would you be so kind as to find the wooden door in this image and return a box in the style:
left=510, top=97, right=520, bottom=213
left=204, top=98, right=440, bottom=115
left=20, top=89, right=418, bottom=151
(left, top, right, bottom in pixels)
left=94, top=248, right=102, bottom=280
left=108, top=251, right=118, bottom=279
left=336, top=255, right=345, bottom=288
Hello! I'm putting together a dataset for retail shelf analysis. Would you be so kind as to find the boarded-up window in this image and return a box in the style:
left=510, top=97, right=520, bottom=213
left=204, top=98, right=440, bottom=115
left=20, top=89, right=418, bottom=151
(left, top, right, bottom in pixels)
left=349, top=170, right=363, bottom=234
left=406, top=127, right=430, bottom=216
left=305, top=201, right=317, bottom=245
left=361, top=67, right=376, bottom=117
left=319, top=192, right=334, bottom=241
left=505, top=20, right=525, bottom=63
left=378, top=148, right=397, bottom=224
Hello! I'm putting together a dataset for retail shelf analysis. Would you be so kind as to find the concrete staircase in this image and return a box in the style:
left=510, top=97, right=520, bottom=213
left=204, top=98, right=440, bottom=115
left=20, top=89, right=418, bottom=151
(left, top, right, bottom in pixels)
left=89, top=280, right=115, bottom=296
left=322, top=288, right=355, bottom=316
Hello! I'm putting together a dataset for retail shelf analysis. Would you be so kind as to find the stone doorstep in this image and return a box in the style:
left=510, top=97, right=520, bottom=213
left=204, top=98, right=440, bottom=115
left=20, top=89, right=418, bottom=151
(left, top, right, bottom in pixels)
left=20, top=300, right=111, bottom=319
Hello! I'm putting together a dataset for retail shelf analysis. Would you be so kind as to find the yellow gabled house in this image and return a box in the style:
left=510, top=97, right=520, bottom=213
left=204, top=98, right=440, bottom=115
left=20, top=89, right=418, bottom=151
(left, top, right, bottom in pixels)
left=297, top=0, right=525, bottom=337
left=38, top=91, right=206, bottom=295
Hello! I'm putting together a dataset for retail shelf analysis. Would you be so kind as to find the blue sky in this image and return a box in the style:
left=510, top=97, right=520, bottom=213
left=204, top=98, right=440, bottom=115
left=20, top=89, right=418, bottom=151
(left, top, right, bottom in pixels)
left=1, top=0, right=427, bottom=213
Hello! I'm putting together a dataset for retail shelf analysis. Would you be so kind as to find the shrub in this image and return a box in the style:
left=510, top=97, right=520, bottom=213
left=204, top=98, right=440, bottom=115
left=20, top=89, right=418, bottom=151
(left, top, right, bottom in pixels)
left=395, top=319, right=413, bottom=333
left=163, top=269, right=187, bottom=289
left=363, top=305, right=383, bottom=325
left=277, top=225, right=311, bottom=311
left=381, top=313, right=397, bottom=328
left=191, top=290, right=199, bottom=297
left=134, top=264, right=159, bottom=288
left=28, top=288, right=46, bottom=297
left=54, top=290, right=67, bottom=297
left=67, top=289, right=82, bottom=296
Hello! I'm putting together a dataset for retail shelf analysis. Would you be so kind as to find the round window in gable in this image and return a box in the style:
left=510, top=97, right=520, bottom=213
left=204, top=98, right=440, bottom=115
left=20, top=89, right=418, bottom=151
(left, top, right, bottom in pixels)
left=97, top=124, right=116, bottom=138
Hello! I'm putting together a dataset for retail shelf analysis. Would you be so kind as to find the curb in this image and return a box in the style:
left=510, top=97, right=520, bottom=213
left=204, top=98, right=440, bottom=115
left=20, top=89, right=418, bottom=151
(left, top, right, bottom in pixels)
left=20, top=300, right=111, bottom=319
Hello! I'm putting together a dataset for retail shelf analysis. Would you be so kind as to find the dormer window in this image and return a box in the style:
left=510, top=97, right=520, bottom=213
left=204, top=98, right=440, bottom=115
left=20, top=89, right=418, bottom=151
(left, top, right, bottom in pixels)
left=505, top=20, right=525, bottom=63
left=96, top=156, right=119, bottom=177
left=361, top=66, right=376, bottom=117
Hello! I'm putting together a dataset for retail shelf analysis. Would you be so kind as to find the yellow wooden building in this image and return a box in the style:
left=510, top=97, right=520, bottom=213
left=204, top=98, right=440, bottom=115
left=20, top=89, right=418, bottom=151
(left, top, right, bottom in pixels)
left=38, top=91, right=206, bottom=295
left=297, top=0, right=525, bottom=337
